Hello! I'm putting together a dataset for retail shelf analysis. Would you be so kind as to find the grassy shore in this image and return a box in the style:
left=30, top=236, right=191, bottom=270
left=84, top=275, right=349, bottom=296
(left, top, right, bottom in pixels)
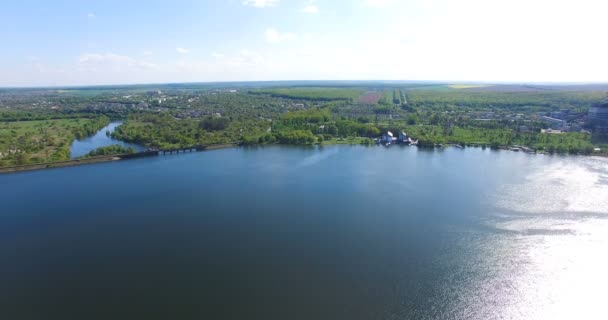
left=0, top=155, right=122, bottom=174
left=0, top=143, right=239, bottom=174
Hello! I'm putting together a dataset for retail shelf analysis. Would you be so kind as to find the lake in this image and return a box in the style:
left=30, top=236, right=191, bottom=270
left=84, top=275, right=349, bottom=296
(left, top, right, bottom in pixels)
left=69, top=121, right=145, bottom=158
left=1, top=146, right=607, bottom=320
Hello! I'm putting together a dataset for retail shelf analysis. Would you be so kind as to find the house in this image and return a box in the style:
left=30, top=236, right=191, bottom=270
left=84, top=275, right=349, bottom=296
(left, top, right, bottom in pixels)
left=382, top=131, right=394, bottom=144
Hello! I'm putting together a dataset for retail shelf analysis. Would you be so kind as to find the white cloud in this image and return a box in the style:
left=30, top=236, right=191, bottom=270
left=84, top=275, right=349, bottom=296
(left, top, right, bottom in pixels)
left=143, top=50, right=153, bottom=56
left=301, top=5, right=319, bottom=14
left=87, top=13, right=96, bottom=19
left=212, top=52, right=225, bottom=58
left=78, top=53, right=157, bottom=71
left=243, top=0, right=279, bottom=8
left=176, top=47, right=190, bottom=54
left=264, top=28, right=297, bottom=43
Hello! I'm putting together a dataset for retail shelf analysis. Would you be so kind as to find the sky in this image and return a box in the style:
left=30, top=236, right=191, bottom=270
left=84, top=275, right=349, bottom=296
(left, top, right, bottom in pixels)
left=1, top=0, right=608, bottom=87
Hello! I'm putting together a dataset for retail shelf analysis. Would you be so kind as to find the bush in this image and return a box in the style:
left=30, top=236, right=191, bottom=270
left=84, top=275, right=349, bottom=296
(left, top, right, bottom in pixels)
left=275, top=130, right=316, bottom=145
left=86, top=145, right=135, bottom=157
left=200, top=117, right=230, bottom=131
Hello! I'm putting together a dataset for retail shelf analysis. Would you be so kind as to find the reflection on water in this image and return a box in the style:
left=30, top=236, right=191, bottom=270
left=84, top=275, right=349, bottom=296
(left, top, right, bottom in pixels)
left=475, top=156, right=608, bottom=320
left=69, top=121, right=145, bottom=158
left=1, top=147, right=607, bottom=319
left=495, top=157, right=608, bottom=214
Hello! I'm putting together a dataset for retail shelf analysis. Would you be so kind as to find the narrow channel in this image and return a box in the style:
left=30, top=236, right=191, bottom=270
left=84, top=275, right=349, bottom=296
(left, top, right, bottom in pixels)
left=69, top=121, right=146, bottom=159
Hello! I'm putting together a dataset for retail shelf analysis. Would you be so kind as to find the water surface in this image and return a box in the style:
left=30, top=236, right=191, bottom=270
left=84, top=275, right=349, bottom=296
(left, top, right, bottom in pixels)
left=69, top=121, right=145, bottom=158
left=1, top=146, right=607, bottom=320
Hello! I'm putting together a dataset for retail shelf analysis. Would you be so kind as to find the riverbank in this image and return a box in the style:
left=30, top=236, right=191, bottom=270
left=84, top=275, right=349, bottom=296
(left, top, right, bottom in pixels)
left=0, top=143, right=238, bottom=174
left=2, top=142, right=605, bottom=174
left=70, top=121, right=145, bottom=159
left=0, top=155, right=123, bottom=174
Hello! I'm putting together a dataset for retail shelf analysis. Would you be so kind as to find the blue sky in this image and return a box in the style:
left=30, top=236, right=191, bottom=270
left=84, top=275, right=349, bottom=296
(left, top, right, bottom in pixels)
left=1, top=0, right=607, bottom=86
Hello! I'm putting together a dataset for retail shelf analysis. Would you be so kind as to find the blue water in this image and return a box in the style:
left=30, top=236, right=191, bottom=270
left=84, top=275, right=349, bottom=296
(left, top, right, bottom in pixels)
left=69, top=121, right=145, bottom=158
left=1, top=146, right=608, bottom=320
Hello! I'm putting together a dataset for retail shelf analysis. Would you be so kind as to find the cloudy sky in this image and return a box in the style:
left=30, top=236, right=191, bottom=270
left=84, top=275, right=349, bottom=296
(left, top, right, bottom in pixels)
left=1, top=0, right=607, bottom=86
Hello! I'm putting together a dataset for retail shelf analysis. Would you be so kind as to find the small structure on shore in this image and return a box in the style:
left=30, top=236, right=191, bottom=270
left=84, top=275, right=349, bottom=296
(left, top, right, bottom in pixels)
left=381, top=131, right=394, bottom=144
left=377, top=131, right=418, bottom=146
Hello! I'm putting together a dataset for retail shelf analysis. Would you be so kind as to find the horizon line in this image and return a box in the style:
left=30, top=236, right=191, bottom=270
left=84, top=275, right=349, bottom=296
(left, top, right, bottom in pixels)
left=3, top=79, right=608, bottom=90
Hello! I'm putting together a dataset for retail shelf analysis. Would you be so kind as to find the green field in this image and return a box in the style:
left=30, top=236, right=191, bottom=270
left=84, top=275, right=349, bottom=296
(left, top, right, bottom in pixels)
left=0, top=117, right=109, bottom=166
left=250, top=87, right=364, bottom=102
left=56, top=89, right=112, bottom=97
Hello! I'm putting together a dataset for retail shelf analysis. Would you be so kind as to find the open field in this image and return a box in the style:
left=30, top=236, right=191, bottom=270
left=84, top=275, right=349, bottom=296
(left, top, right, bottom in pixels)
left=448, top=84, right=492, bottom=89
left=250, top=87, right=363, bottom=102
left=359, top=91, right=383, bottom=104
left=0, top=117, right=109, bottom=166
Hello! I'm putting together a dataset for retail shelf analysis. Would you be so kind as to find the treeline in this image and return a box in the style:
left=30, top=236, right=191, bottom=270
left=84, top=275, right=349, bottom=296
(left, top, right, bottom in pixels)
left=273, top=108, right=381, bottom=137
left=242, top=108, right=384, bottom=146
left=72, top=116, right=110, bottom=139
left=280, top=108, right=330, bottom=125
left=242, top=130, right=317, bottom=145
left=85, top=145, right=135, bottom=157
left=249, top=88, right=362, bottom=102
left=111, top=113, right=269, bottom=149
left=400, top=125, right=595, bottom=153
left=406, top=90, right=605, bottom=111
left=0, top=110, right=103, bottom=122
left=112, top=114, right=203, bottom=148
left=199, top=116, right=230, bottom=131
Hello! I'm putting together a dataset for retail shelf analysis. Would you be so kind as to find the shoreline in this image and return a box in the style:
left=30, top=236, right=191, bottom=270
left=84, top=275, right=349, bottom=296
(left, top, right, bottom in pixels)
left=0, top=155, right=123, bottom=174
left=1, top=142, right=605, bottom=174
left=0, top=143, right=237, bottom=174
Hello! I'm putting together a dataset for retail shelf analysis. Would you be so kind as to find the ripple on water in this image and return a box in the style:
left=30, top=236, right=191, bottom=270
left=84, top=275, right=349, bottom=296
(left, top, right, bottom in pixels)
left=464, top=156, right=608, bottom=320
left=494, top=157, right=608, bottom=215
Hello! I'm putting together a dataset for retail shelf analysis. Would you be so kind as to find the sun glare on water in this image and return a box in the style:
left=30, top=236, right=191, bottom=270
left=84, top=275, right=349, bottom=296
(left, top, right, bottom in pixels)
left=486, top=156, right=608, bottom=319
